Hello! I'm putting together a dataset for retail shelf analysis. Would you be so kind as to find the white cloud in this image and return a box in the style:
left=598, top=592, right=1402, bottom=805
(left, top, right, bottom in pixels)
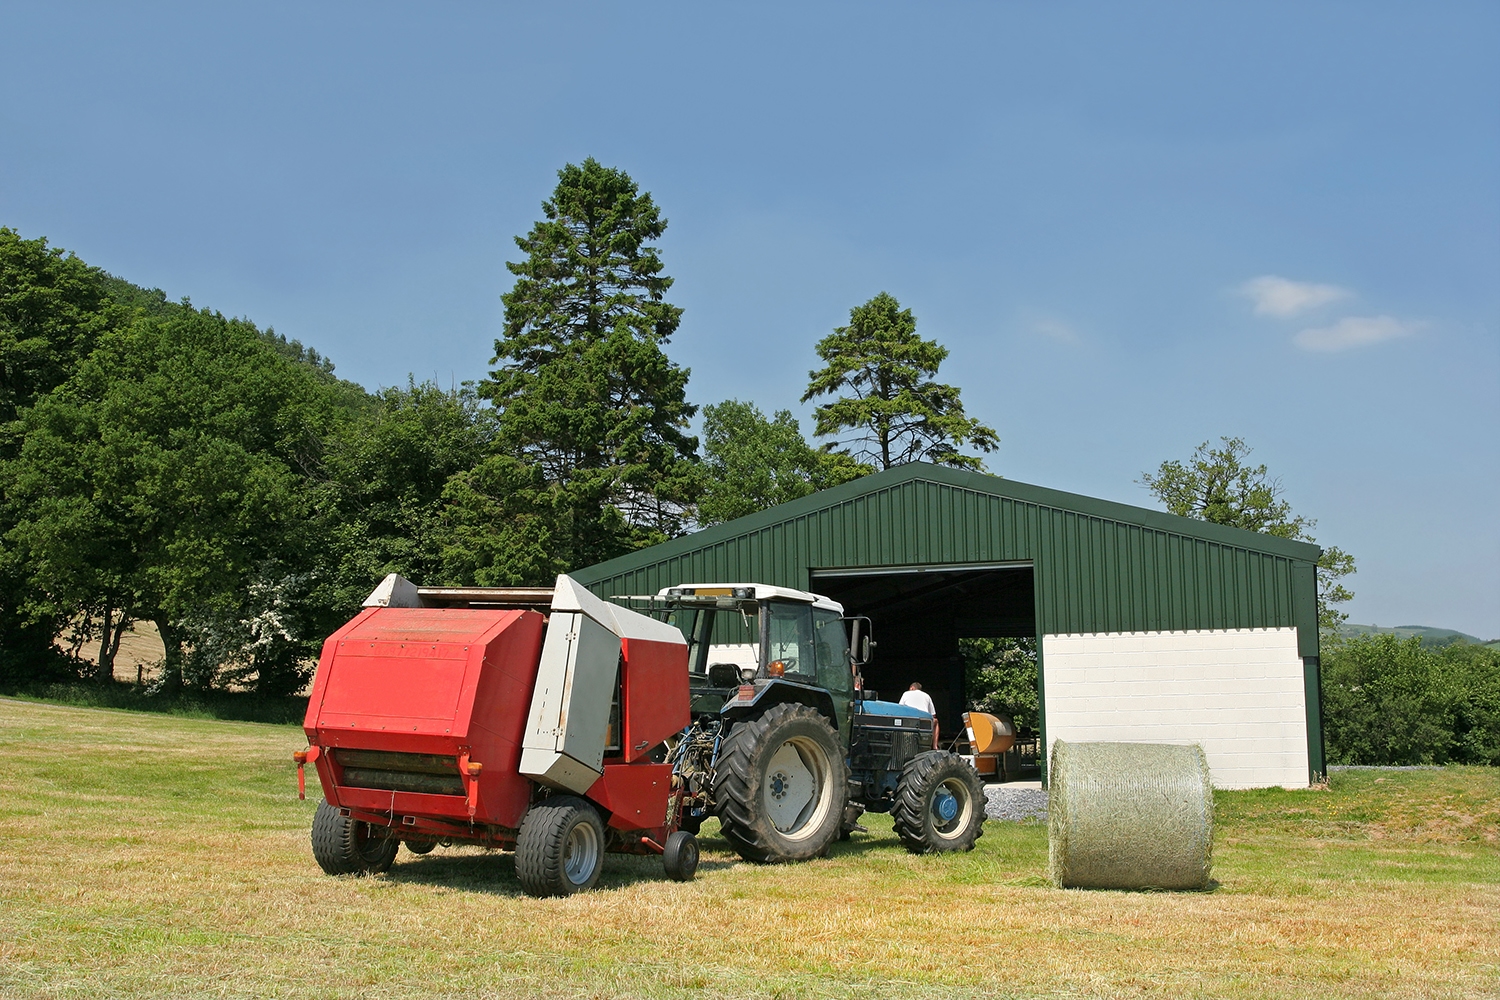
left=1032, top=317, right=1079, bottom=343
left=1294, top=315, right=1423, bottom=352
left=1240, top=275, right=1351, bottom=317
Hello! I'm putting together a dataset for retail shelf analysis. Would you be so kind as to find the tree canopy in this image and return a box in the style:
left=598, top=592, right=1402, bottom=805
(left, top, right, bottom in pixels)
left=697, top=400, right=869, bottom=525
left=3, top=309, right=338, bottom=690
left=1141, top=436, right=1355, bottom=631
left=802, top=292, right=997, bottom=471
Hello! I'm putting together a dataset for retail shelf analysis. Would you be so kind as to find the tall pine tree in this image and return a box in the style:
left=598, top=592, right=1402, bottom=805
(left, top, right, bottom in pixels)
left=484, top=159, right=699, bottom=570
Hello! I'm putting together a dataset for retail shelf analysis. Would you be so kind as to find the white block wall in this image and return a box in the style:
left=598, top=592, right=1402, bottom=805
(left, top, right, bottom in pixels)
left=1041, top=628, right=1310, bottom=789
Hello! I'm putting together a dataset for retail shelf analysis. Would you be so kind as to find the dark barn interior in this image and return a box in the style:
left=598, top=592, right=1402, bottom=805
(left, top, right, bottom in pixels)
left=811, top=563, right=1036, bottom=736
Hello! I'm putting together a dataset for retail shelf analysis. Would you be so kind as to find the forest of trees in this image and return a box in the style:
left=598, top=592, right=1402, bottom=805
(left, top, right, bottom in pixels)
left=0, top=160, right=990, bottom=697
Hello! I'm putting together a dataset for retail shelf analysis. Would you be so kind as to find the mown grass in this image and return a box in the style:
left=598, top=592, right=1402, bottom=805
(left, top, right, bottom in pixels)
left=0, top=698, right=1495, bottom=1000
left=1, top=682, right=308, bottom=725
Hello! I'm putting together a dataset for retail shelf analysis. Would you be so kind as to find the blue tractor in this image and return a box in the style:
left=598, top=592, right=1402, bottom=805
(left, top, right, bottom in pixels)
left=633, top=584, right=987, bottom=863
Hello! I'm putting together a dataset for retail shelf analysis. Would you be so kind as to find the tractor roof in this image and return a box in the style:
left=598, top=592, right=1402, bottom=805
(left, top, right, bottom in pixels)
left=656, top=583, right=844, bottom=614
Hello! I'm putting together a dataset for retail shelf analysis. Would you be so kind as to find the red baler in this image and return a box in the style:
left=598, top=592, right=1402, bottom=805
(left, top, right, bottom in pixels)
left=296, top=574, right=697, bottom=895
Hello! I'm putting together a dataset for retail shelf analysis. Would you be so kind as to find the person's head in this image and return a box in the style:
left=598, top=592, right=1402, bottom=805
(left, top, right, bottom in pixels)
left=909, top=682, right=922, bottom=691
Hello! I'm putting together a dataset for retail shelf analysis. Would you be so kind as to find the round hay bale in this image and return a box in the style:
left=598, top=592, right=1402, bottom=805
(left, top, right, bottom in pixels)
left=1047, top=740, right=1213, bottom=890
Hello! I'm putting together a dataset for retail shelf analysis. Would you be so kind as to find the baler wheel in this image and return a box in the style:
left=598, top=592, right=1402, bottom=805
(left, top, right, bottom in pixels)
left=713, top=702, right=848, bottom=864
left=404, top=839, right=436, bottom=855
left=662, top=831, right=699, bottom=882
left=310, top=800, right=399, bottom=875
left=892, top=751, right=986, bottom=854
left=515, top=796, right=605, bottom=897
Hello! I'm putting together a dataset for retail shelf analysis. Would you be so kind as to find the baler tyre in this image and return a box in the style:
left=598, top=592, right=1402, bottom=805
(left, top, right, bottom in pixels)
left=713, top=703, right=848, bottom=864
left=515, top=796, right=605, bottom=897
left=662, top=831, right=699, bottom=882
left=404, top=839, right=435, bottom=855
left=310, top=800, right=399, bottom=875
left=892, top=751, right=986, bottom=854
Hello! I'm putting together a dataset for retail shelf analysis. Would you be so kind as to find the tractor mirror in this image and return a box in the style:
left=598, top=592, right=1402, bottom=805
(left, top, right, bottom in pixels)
left=845, top=616, right=873, bottom=666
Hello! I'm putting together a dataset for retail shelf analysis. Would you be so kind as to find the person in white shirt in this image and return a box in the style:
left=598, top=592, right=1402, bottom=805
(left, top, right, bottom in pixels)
left=898, top=682, right=936, bottom=716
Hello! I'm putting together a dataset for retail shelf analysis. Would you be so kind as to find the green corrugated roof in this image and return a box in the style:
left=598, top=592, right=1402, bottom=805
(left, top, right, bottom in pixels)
left=574, top=462, right=1321, bottom=584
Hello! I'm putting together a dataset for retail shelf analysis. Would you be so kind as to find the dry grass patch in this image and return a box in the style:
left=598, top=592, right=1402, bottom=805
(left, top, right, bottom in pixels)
left=1, top=697, right=1496, bottom=999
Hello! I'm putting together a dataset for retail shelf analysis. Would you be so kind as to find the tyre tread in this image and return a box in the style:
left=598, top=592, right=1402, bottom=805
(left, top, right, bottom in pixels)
left=892, top=750, right=986, bottom=854
left=713, top=702, right=848, bottom=864
left=516, top=796, right=603, bottom=897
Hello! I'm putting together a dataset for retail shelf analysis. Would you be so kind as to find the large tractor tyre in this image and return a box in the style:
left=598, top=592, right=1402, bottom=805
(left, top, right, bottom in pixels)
left=892, top=751, right=987, bottom=854
left=310, top=800, right=399, bottom=875
left=515, top=796, right=606, bottom=897
left=713, top=702, right=849, bottom=864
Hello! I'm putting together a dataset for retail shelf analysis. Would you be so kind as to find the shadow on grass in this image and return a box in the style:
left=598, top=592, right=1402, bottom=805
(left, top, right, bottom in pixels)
left=1, top=682, right=308, bottom=725
left=379, top=844, right=738, bottom=897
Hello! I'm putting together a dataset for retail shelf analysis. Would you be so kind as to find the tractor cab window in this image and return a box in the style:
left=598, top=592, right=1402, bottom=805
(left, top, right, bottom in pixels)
left=812, top=609, right=853, bottom=696
left=765, top=601, right=815, bottom=680
left=676, top=605, right=759, bottom=677
left=669, top=607, right=708, bottom=673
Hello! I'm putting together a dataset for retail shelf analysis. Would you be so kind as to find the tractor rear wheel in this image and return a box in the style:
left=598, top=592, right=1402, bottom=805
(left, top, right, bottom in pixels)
left=310, top=800, right=399, bottom=875
left=892, top=751, right=986, bottom=854
left=515, top=796, right=606, bottom=897
left=713, top=702, right=848, bottom=863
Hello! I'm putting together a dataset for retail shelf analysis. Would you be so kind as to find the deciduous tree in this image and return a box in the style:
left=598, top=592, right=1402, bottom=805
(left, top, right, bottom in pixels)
left=697, top=399, right=869, bottom=525
left=3, top=309, right=334, bottom=687
left=1140, top=436, right=1356, bottom=631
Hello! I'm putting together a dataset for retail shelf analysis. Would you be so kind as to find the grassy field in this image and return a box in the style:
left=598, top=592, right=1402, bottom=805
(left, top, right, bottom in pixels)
left=0, top=698, right=1495, bottom=999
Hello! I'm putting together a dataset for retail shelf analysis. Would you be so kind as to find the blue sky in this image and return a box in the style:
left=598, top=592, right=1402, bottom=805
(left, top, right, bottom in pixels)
left=3, top=3, right=1497, bottom=636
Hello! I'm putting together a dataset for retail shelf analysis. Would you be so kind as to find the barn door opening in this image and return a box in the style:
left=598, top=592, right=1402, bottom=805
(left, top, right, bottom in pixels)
left=809, top=563, right=1036, bottom=743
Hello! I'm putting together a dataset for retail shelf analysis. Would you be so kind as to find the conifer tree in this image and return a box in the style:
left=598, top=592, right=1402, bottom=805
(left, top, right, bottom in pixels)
left=485, top=160, right=698, bottom=569
left=803, top=292, right=997, bottom=471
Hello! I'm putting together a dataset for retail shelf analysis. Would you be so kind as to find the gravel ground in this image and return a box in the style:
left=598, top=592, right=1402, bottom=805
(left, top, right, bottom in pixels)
left=984, top=785, right=1049, bottom=822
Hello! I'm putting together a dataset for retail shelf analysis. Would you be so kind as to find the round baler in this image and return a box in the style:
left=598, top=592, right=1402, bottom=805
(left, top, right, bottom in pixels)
left=296, top=574, right=699, bottom=896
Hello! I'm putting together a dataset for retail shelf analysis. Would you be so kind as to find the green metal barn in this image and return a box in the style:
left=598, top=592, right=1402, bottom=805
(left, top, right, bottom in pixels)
left=574, top=462, right=1325, bottom=789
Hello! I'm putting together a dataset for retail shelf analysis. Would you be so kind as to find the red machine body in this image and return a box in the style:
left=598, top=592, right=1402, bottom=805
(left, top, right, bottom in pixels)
left=302, top=596, right=690, bottom=849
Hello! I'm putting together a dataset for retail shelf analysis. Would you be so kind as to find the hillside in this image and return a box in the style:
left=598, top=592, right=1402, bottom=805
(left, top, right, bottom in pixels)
left=1339, top=623, right=1500, bottom=648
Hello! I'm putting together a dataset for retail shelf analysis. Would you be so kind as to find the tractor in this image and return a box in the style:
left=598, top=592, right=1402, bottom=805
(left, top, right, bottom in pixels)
left=639, top=583, right=985, bottom=862
left=294, top=574, right=984, bottom=896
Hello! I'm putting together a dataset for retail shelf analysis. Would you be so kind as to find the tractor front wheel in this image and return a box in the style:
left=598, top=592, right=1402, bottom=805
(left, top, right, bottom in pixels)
left=713, top=703, right=848, bottom=863
left=310, top=800, right=399, bottom=875
left=892, top=751, right=986, bottom=854
left=515, top=796, right=606, bottom=897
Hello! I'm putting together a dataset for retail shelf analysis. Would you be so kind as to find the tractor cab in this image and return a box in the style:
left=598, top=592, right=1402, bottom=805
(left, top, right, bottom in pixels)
left=647, top=584, right=865, bottom=741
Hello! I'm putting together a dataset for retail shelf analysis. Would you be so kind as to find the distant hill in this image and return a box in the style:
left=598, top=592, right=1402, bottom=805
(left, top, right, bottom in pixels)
left=1339, top=623, right=1500, bottom=648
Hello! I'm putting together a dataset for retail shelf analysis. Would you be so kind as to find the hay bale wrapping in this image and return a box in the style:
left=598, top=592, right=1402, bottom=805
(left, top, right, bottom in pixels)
left=1047, top=740, right=1214, bottom=890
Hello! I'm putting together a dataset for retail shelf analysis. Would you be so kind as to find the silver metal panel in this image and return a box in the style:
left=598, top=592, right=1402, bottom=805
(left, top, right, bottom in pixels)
left=558, top=613, right=619, bottom=768
left=520, top=610, right=620, bottom=794
left=518, top=746, right=606, bottom=794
